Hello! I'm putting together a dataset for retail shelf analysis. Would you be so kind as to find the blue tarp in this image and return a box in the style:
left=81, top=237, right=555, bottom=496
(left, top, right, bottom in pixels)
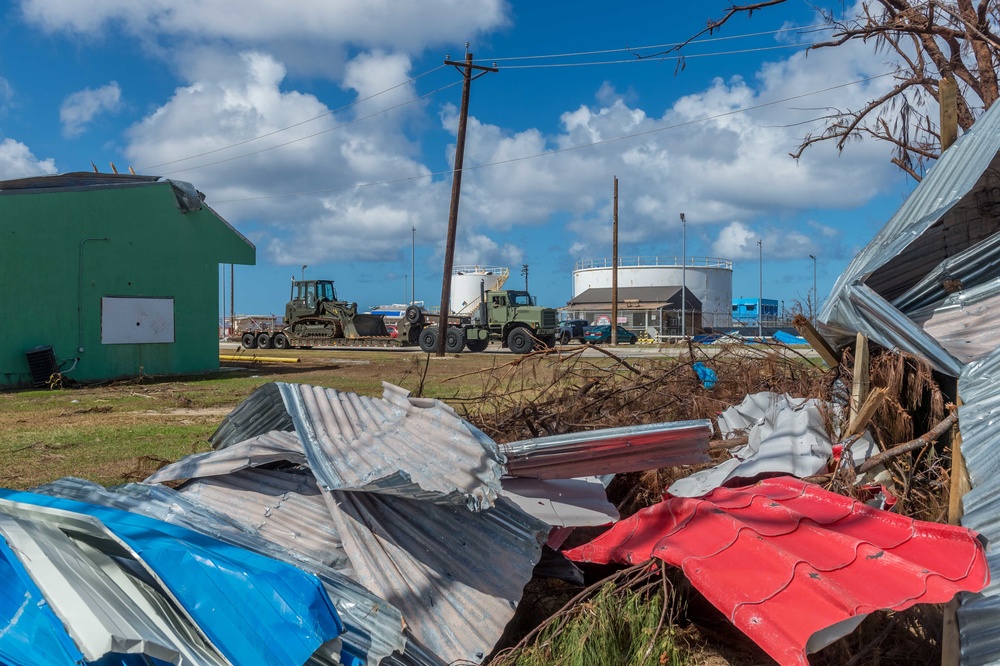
left=773, top=330, right=808, bottom=346
left=0, top=489, right=343, bottom=666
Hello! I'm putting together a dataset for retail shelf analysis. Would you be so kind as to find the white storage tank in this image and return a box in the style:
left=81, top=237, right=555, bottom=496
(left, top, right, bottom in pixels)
left=450, top=266, right=509, bottom=314
left=573, top=256, right=733, bottom=328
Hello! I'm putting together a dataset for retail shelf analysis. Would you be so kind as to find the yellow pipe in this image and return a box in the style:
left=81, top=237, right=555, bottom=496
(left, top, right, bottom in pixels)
left=219, top=354, right=300, bottom=363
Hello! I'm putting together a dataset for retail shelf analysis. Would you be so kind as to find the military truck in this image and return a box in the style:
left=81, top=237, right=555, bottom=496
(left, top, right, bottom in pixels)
left=408, top=288, right=559, bottom=354
left=239, top=279, right=558, bottom=354
left=239, top=279, right=418, bottom=350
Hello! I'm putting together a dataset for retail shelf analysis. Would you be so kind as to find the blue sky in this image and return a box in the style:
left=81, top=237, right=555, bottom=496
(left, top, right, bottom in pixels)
left=0, top=1, right=920, bottom=317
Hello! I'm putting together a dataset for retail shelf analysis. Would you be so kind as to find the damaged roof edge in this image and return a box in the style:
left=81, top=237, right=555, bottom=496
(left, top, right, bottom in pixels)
left=823, top=102, right=1000, bottom=326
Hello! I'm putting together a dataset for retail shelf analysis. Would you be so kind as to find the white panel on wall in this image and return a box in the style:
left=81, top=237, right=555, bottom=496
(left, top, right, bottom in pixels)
left=101, top=297, right=175, bottom=344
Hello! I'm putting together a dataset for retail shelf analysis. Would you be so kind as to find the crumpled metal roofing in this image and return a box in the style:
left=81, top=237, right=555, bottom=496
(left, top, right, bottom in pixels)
left=804, top=95, right=1000, bottom=664
left=564, top=477, right=988, bottom=666
left=153, top=380, right=553, bottom=665
left=954, top=348, right=1000, bottom=665
left=34, top=477, right=404, bottom=666
left=0, top=488, right=344, bottom=666
left=909, top=277, right=1000, bottom=365
left=147, top=429, right=306, bottom=484
left=212, top=382, right=505, bottom=511
left=500, top=476, right=619, bottom=528
left=502, top=420, right=712, bottom=479
left=820, top=100, right=1000, bottom=373
left=669, top=393, right=875, bottom=498
left=177, top=467, right=352, bottom=574
left=322, top=489, right=548, bottom=665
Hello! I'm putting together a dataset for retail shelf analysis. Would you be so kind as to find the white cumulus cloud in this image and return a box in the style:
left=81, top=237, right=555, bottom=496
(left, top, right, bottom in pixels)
left=0, top=138, right=57, bottom=179
left=60, top=82, right=122, bottom=137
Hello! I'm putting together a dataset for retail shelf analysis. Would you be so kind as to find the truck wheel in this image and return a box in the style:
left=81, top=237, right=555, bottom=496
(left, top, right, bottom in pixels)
left=542, top=335, right=556, bottom=349
left=241, top=332, right=258, bottom=349
left=405, top=305, right=423, bottom=325
left=445, top=327, right=466, bottom=353
left=466, top=338, right=489, bottom=353
left=418, top=327, right=438, bottom=353
left=273, top=333, right=289, bottom=349
left=257, top=332, right=273, bottom=349
left=560, top=331, right=571, bottom=345
left=508, top=328, right=533, bottom=354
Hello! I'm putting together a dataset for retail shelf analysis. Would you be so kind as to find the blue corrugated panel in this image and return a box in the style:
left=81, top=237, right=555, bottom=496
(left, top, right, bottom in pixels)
left=0, top=533, right=84, bottom=666
left=0, top=489, right=343, bottom=666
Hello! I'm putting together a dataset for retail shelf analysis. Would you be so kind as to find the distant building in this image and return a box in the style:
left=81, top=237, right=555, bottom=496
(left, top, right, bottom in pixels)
left=732, top=298, right=780, bottom=325
left=0, top=172, right=255, bottom=386
left=564, top=286, right=702, bottom=339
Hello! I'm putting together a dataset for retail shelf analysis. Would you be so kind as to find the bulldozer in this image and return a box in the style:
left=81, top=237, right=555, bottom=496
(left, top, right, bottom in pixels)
left=240, top=279, right=414, bottom=349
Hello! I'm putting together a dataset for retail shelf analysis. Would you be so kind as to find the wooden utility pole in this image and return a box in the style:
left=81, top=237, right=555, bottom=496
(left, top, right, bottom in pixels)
left=612, top=176, right=619, bottom=345
left=230, top=264, right=235, bottom=341
left=436, top=48, right=497, bottom=356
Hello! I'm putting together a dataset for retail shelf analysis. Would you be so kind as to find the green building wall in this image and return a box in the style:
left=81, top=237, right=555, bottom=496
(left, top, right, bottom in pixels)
left=1, top=179, right=255, bottom=386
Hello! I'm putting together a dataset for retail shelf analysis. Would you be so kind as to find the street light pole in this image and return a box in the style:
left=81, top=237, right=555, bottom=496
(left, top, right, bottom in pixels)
left=680, top=212, right=686, bottom=339
left=809, top=254, right=817, bottom=325
left=411, top=226, right=416, bottom=304
left=757, top=240, right=763, bottom=339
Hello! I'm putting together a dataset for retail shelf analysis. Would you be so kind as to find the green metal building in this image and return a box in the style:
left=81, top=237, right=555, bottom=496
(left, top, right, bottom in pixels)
left=0, top=173, right=255, bottom=387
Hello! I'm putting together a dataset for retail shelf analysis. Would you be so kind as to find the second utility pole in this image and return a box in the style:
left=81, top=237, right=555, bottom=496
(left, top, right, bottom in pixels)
left=437, top=49, right=497, bottom=356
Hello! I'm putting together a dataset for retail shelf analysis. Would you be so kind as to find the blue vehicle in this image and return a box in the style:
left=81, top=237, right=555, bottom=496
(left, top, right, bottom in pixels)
left=584, top=324, right=637, bottom=345
left=559, top=319, right=591, bottom=344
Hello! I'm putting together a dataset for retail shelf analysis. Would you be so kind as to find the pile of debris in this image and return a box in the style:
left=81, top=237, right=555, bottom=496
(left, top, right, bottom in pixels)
left=0, top=365, right=987, bottom=665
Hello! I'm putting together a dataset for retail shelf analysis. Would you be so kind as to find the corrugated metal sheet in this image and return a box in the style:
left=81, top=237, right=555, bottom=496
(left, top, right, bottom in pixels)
left=323, top=489, right=548, bottom=665
left=0, top=531, right=92, bottom=665
left=502, top=420, right=712, bottom=479
left=909, top=278, right=1000, bottom=365
left=177, top=468, right=351, bottom=574
left=669, top=393, right=876, bottom=498
left=821, top=102, right=1000, bottom=360
left=892, top=231, right=1000, bottom=313
left=565, top=477, right=988, bottom=666
left=809, top=98, right=1000, bottom=664
left=0, top=510, right=230, bottom=665
left=500, top=476, right=619, bottom=528
left=34, top=478, right=405, bottom=666
left=212, top=382, right=506, bottom=511
left=210, top=382, right=296, bottom=448
left=147, top=430, right=306, bottom=484
left=0, top=489, right=344, bottom=666
left=956, top=348, right=1000, bottom=665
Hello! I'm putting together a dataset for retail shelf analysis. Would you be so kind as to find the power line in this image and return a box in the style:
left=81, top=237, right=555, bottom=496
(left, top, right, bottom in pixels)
left=141, top=65, right=446, bottom=171
left=157, top=78, right=462, bottom=176
left=498, top=43, right=812, bottom=69
left=476, top=23, right=832, bottom=62
left=209, top=71, right=895, bottom=204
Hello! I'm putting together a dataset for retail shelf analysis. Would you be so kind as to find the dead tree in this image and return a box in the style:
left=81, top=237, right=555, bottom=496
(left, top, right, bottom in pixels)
left=659, top=1, right=1000, bottom=181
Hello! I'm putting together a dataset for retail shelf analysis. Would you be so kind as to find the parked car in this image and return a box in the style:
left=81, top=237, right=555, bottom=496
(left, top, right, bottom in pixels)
left=386, top=323, right=398, bottom=339
left=584, top=324, right=638, bottom=345
left=558, top=319, right=591, bottom=344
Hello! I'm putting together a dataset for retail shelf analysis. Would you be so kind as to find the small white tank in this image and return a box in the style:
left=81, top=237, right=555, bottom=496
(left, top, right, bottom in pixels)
left=450, top=266, right=509, bottom=314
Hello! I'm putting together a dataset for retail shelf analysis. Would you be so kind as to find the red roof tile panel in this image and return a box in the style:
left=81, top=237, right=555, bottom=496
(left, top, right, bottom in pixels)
left=564, top=477, right=988, bottom=665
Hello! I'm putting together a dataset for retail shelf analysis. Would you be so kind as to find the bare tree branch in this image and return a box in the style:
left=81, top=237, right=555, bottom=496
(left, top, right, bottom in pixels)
left=672, top=0, right=1000, bottom=180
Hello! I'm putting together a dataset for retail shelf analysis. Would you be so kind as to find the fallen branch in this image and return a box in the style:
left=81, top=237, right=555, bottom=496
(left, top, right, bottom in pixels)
left=585, top=343, right=647, bottom=376
left=857, top=412, right=958, bottom=474
left=709, top=435, right=749, bottom=450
